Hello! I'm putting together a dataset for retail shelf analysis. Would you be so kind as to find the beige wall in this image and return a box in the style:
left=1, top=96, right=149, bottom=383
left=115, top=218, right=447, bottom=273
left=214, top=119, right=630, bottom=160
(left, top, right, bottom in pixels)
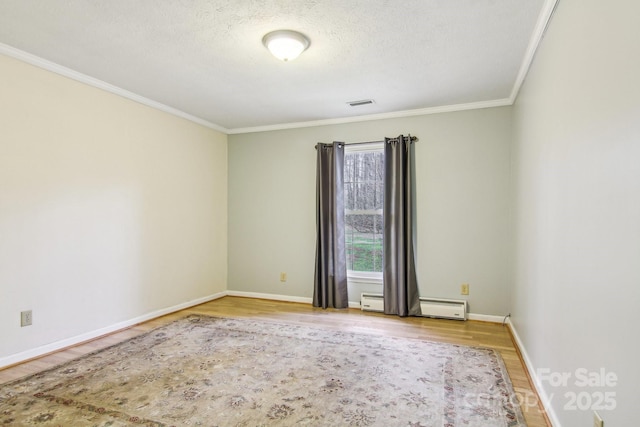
left=228, top=107, right=513, bottom=316
left=511, top=1, right=640, bottom=425
left=0, top=54, right=228, bottom=362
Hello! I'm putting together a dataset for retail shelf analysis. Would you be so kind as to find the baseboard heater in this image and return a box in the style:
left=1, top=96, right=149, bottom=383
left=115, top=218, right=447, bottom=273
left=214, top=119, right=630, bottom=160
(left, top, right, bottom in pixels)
left=360, top=293, right=467, bottom=321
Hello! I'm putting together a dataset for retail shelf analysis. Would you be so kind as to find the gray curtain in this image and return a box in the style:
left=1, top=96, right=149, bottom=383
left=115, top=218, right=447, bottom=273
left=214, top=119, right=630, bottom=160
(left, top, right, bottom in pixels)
left=383, top=135, right=422, bottom=317
left=313, top=142, right=348, bottom=309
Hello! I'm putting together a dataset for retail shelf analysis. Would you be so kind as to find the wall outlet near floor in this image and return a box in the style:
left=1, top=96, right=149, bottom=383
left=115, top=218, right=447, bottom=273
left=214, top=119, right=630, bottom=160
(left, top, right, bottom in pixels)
left=21, top=310, right=32, bottom=327
left=593, top=411, right=604, bottom=427
left=280, top=272, right=287, bottom=282
left=460, top=283, right=469, bottom=295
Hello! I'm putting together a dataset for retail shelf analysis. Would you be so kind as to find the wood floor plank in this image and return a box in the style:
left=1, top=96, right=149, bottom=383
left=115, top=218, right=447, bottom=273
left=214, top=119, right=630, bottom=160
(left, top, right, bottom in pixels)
left=0, top=296, right=550, bottom=426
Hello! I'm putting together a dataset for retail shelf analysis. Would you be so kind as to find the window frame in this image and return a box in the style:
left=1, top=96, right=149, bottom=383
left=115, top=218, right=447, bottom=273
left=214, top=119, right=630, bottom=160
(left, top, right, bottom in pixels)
left=344, top=142, right=384, bottom=285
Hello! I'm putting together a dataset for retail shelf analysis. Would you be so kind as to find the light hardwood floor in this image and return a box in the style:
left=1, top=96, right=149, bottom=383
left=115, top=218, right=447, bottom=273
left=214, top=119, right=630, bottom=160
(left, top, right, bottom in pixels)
left=0, top=296, right=550, bottom=426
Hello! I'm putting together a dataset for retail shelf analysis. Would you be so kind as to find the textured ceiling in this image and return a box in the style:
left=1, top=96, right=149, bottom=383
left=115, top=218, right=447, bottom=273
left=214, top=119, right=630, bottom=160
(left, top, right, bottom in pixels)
left=0, top=0, right=548, bottom=132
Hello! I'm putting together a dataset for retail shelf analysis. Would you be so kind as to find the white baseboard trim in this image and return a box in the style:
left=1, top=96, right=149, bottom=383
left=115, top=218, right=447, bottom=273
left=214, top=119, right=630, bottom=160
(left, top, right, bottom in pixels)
left=507, top=318, right=561, bottom=427
left=228, top=291, right=364, bottom=309
left=1, top=290, right=515, bottom=369
left=225, top=292, right=505, bottom=321
left=467, top=313, right=505, bottom=323
left=0, top=291, right=227, bottom=369
left=226, top=290, right=314, bottom=304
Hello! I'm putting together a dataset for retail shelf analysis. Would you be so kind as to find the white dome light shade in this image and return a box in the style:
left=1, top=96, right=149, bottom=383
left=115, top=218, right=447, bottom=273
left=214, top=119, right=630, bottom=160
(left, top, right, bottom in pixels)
left=262, top=30, right=310, bottom=61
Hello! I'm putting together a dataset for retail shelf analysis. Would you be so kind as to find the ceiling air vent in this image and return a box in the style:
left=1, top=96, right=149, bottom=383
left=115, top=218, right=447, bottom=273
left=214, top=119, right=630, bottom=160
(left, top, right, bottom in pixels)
left=347, top=99, right=374, bottom=107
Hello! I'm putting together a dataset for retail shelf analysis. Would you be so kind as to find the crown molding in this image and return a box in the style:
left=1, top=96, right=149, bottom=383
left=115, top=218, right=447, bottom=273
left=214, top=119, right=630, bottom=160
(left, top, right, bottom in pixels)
left=228, top=98, right=512, bottom=134
left=2, top=0, right=558, bottom=137
left=0, top=43, right=229, bottom=134
left=509, top=0, right=560, bottom=103
left=229, top=0, right=560, bottom=135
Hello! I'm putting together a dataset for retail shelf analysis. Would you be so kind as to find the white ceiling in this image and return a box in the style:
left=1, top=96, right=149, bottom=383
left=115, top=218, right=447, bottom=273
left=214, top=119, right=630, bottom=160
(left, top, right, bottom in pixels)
left=0, top=0, right=552, bottom=133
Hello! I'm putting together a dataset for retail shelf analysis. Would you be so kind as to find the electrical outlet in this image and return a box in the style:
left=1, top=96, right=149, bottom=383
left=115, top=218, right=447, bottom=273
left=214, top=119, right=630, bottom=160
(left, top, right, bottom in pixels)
left=593, top=411, right=604, bottom=427
left=280, top=272, right=287, bottom=282
left=461, top=283, right=469, bottom=295
left=21, top=310, right=32, bottom=327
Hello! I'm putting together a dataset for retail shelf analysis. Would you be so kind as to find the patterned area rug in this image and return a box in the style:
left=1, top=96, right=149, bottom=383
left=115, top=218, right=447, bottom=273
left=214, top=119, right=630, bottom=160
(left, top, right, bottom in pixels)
left=0, top=315, right=526, bottom=426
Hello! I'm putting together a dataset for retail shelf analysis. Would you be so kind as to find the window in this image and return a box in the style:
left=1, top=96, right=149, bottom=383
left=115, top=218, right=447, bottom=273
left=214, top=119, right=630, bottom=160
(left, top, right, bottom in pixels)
left=343, top=143, right=384, bottom=283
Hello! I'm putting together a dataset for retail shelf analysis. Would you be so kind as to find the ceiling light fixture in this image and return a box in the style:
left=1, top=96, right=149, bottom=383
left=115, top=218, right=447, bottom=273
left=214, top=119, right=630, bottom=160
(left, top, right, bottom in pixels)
left=262, top=30, right=310, bottom=62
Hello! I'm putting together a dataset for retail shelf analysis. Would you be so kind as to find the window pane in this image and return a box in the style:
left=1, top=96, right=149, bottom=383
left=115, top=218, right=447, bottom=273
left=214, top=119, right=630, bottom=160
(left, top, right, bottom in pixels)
left=375, top=183, right=384, bottom=210
left=375, top=153, right=384, bottom=181
left=344, top=147, right=384, bottom=275
left=344, top=157, right=355, bottom=184
left=354, top=183, right=366, bottom=210
left=344, top=182, right=355, bottom=210
left=345, top=214, right=382, bottom=273
left=346, top=244, right=355, bottom=271
left=373, top=246, right=383, bottom=272
left=373, top=213, right=383, bottom=234
left=358, top=183, right=371, bottom=210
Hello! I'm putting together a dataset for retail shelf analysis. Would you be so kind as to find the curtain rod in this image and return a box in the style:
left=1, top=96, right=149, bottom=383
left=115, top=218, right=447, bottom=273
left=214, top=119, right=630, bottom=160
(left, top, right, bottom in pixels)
left=315, top=135, right=417, bottom=149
